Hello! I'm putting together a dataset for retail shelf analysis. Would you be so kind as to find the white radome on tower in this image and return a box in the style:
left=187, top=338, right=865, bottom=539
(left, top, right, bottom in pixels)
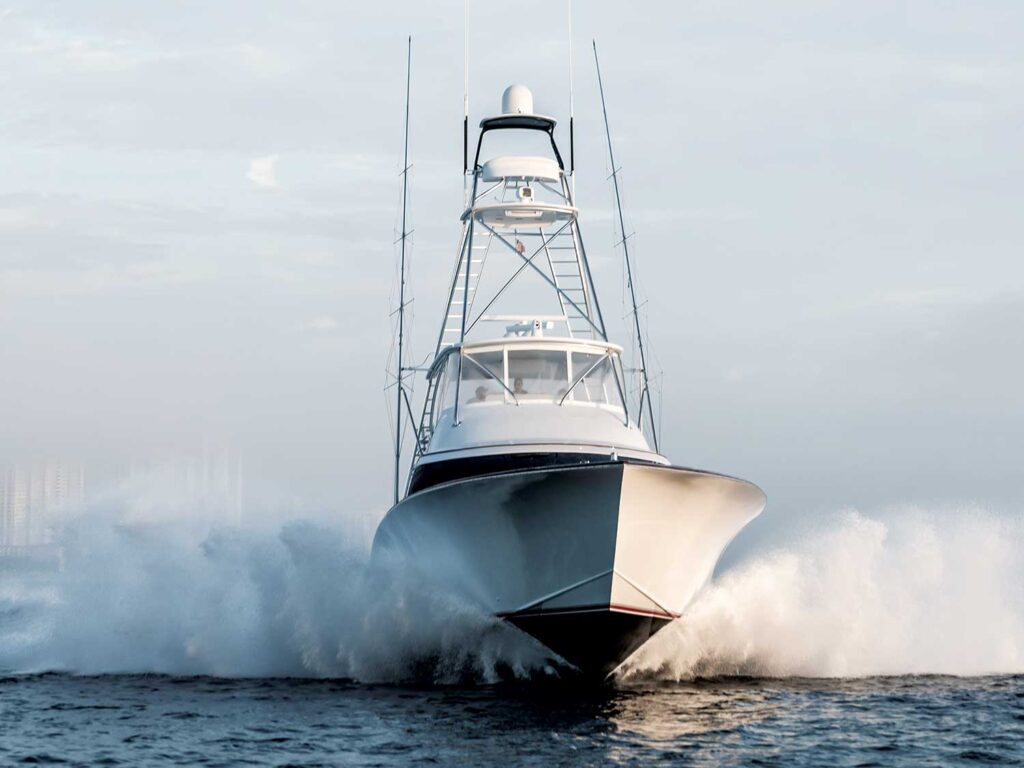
left=501, top=84, right=534, bottom=115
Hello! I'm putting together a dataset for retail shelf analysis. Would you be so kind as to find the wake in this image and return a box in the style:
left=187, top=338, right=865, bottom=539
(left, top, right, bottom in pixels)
left=2, top=492, right=1021, bottom=682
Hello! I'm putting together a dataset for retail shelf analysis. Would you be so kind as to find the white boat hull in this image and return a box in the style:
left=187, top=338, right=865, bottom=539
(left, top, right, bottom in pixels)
left=372, top=461, right=765, bottom=676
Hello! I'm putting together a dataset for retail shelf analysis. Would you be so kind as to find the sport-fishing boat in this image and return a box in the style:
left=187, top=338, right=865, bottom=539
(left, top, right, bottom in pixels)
left=374, top=77, right=765, bottom=677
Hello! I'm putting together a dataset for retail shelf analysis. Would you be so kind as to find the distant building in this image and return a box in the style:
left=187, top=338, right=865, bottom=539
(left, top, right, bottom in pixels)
left=0, top=462, right=85, bottom=547
left=127, top=445, right=244, bottom=525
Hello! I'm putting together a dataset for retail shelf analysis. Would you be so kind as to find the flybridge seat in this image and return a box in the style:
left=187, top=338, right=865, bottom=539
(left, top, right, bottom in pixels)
left=480, top=155, right=561, bottom=183
left=463, top=201, right=576, bottom=229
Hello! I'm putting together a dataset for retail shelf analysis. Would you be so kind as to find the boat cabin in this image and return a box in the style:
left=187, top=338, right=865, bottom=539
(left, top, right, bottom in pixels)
left=413, top=337, right=661, bottom=489
left=408, top=336, right=664, bottom=493
left=432, top=337, right=625, bottom=412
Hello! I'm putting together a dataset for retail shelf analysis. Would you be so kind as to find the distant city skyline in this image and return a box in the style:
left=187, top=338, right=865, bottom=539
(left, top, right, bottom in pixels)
left=0, top=445, right=244, bottom=550
left=0, top=461, right=85, bottom=547
left=125, top=444, right=245, bottom=527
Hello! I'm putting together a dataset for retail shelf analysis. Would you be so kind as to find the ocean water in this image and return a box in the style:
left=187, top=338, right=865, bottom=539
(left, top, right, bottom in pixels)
left=0, top=673, right=1021, bottom=766
left=1, top=500, right=1022, bottom=764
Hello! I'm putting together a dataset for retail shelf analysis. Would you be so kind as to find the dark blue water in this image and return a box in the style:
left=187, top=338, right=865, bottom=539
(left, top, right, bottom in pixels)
left=1, top=674, right=1021, bottom=766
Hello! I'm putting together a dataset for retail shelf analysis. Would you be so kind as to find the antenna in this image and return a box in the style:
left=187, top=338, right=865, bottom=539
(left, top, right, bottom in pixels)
left=393, top=35, right=413, bottom=504
left=593, top=40, right=659, bottom=452
left=463, top=0, right=470, bottom=201
left=568, top=0, right=575, bottom=199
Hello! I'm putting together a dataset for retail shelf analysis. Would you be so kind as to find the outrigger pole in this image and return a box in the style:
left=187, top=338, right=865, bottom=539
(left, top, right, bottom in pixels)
left=393, top=35, right=413, bottom=505
left=593, top=41, right=659, bottom=452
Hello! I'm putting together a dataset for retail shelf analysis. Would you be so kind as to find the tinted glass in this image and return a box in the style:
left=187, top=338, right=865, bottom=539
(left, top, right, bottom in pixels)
left=569, top=352, right=621, bottom=408
left=461, top=351, right=504, bottom=404
left=506, top=349, right=569, bottom=401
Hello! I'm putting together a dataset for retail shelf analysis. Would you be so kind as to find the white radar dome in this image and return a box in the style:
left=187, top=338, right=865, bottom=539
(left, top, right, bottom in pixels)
left=502, top=84, right=534, bottom=115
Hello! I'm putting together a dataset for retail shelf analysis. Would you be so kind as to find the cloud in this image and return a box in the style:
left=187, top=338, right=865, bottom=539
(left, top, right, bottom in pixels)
left=233, top=43, right=293, bottom=78
left=303, top=314, right=339, bottom=332
left=0, top=205, right=39, bottom=230
left=247, top=154, right=279, bottom=189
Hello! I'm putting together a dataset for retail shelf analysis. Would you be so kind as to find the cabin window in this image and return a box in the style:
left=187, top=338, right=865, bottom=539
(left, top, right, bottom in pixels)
left=569, top=352, right=621, bottom=408
left=461, top=350, right=504, bottom=404
left=435, top=344, right=626, bottom=424
left=505, top=349, right=569, bottom=401
left=435, top=352, right=459, bottom=418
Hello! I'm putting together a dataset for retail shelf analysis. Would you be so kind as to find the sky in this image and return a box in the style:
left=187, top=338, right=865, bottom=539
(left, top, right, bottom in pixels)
left=1, top=1, right=1022, bottom=540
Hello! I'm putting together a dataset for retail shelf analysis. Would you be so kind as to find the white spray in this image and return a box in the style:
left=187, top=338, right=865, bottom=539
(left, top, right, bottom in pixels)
left=2, top=487, right=1021, bottom=682
left=619, top=506, right=1024, bottom=681
left=0, top=483, right=553, bottom=682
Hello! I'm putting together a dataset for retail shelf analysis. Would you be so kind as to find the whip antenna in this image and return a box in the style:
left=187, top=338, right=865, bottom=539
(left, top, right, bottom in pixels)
left=593, top=40, right=659, bottom=452
left=568, top=0, right=575, bottom=199
left=463, top=0, right=470, bottom=202
left=393, top=35, right=414, bottom=504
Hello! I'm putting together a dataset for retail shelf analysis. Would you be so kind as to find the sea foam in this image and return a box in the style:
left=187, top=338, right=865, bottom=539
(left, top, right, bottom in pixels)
left=0, top=496, right=552, bottom=683
left=2, top=492, right=1021, bottom=682
left=619, top=506, right=1024, bottom=680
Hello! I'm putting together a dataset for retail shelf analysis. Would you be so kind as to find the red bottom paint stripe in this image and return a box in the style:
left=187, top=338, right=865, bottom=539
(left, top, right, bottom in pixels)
left=496, top=603, right=680, bottom=620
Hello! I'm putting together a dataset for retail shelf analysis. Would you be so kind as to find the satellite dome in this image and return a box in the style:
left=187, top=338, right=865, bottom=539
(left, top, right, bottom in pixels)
left=501, top=84, right=534, bottom=115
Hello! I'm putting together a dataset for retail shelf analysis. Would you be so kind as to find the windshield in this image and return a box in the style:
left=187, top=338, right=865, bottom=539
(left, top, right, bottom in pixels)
left=429, top=344, right=625, bottom=432
left=462, top=350, right=504, bottom=404
left=506, top=349, right=568, bottom=400
left=566, top=351, right=618, bottom=406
